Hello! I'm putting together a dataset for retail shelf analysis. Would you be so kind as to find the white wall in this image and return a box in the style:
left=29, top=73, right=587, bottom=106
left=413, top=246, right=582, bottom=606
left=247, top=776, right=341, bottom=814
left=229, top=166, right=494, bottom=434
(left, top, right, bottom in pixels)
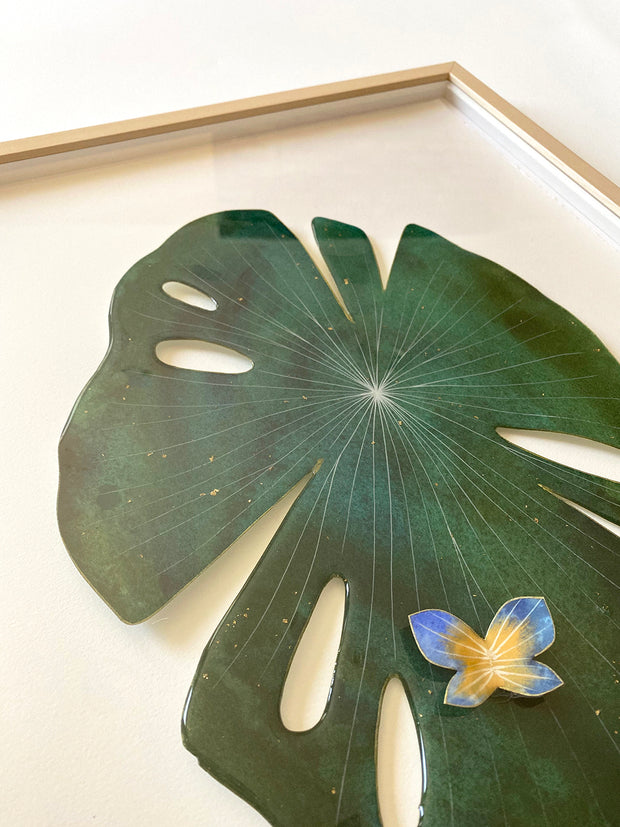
left=2, top=0, right=619, bottom=182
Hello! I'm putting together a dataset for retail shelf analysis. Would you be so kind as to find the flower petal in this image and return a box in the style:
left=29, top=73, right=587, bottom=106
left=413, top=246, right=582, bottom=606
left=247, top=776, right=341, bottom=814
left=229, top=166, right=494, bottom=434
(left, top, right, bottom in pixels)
left=486, top=597, right=555, bottom=659
left=497, top=661, right=563, bottom=697
left=444, top=667, right=498, bottom=707
left=409, top=609, right=486, bottom=670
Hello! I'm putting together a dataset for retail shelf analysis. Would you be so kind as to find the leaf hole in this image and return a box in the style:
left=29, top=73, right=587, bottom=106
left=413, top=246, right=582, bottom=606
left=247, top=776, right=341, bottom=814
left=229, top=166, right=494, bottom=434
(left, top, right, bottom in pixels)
left=149, top=474, right=312, bottom=647
left=155, top=339, right=253, bottom=374
left=541, top=489, right=620, bottom=538
left=162, top=281, right=217, bottom=311
left=496, top=428, right=620, bottom=482
left=376, top=676, right=423, bottom=827
left=280, top=576, right=346, bottom=732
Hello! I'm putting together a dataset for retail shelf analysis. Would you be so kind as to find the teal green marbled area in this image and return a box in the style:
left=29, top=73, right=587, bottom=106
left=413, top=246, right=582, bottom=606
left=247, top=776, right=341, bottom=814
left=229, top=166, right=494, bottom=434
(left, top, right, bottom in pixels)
left=58, top=211, right=620, bottom=825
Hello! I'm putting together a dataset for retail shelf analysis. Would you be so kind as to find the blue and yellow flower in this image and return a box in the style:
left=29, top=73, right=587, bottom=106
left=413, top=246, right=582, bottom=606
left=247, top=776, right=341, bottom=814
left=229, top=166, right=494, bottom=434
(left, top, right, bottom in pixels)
left=409, top=597, right=563, bottom=707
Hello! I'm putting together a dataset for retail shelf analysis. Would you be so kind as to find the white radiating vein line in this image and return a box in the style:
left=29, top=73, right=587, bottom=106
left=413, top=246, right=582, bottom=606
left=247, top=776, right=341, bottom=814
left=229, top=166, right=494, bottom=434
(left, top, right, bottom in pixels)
left=102, top=389, right=364, bottom=461
left=544, top=650, right=620, bottom=754
left=265, top=220, right=349, bottom=324
left=319, top=257, right=376, bottom=390
left=108, top=395, right=363, bottom=539
left=383, top=260, right=445, bottom=379
left=478, top=716, right=509, bottom=827
left=391, top=327, right=558, bottom=389
left=404, top=392, right=620, bottom=518
left=124, top=363, right=360, bottom=392
left=345, top=280, right=377, bottom=384
left=377, top=403, right=396, bottom=659
left=395, top=373, right=598, bottom=391
left=385, top=406, right=489, bottom=827
left=179, top=252, right=367, bottom=386
left=385, top=290, right=490, bottom=380
left=226, top=238, right=323, bottom=328
left=181, top=255, right=332, bottom=348
left=335, top=406, right=378, bottom=824
left=383, top=278, right=477, bottom=386
left=389, top=398, right=619, bottom=663
left=397, top=351, right=584, bottom=390
left=258, top=407, right=373, bottom=678
left=386, top=298, right=529, bottom=388
left=150, top=396, right=371, bottom=570
left=144, top=286, right=363, bottom=383
left=133, top=304, right=365, bottom=389
left=408, top=390, right=620, bottom=432
left=263, top=220, right=358, bottom=350
left=339, top=412, right=373, bottom=559
left=373, top=304, right=385, bottom=387
left=401, top=414, right=493, bottom=616
left=547, top=706, right=609, bottom=824
left=387, top=407, right=451, bottom=608
left=382, top=404, right=420, bottom=611
left=112, top=395, right=364, bottom=557
left=413, top=623, right=487, bottom=657
left=389, top=271, right=456, bottom=374
left=508, top=705, right=550, bottom=826
left=210, top=399, right=373, bottom=691
left=227, top=225, right=364, bottom=383
left=390, top=408, right=505, bottom=616
left=497, top=442, right=620, bottom=512
left=94, top=393, right=362, bottom=505
left=384, top=398, right=484, bottom=625
left=491, top=601, right=543, bottom=657
left=102, top=388, right=361, bottom=431
left=396, top=276, right=472, bottom=360
left=392, top=397, right=620, bottom=627
left=390, top=394, right=620, bottom=570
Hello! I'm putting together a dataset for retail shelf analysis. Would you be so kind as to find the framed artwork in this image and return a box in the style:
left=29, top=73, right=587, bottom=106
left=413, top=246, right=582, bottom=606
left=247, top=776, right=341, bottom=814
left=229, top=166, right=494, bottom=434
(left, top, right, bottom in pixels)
left=2, top=63, right=618, bottom=825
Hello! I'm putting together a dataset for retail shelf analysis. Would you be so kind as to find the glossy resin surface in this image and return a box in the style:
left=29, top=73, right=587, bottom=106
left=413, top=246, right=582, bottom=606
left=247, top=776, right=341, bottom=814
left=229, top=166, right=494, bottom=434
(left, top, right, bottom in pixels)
left=58, top=211, right=620, bottom=825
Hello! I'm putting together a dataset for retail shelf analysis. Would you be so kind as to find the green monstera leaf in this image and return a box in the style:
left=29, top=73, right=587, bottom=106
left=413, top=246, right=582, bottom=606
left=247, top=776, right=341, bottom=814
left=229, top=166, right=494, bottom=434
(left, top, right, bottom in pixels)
left=58, top=211, right=620, bottom=826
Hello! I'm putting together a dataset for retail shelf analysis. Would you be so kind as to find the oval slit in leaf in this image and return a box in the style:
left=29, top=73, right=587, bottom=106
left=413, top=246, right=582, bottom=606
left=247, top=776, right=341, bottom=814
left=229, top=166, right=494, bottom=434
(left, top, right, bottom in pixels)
left=155, top=339, right=253, bottom=373
left=280, top=576, right=346, bottom=732
left=496, top=428, right=620, bottom=481
left=162, top=280, right=217, bottom=310
left=376, top=676, right=423, bottom=827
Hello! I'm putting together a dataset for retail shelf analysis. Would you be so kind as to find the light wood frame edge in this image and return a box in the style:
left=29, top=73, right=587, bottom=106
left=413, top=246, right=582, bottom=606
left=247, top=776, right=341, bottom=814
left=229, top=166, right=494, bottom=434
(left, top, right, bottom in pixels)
left=1, top=61, right=618, bottom=216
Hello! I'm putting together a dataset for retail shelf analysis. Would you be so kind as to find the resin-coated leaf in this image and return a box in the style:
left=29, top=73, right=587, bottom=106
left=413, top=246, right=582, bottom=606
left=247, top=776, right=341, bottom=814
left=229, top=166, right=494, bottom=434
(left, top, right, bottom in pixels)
left=58, top=212, right=620, bottom=825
